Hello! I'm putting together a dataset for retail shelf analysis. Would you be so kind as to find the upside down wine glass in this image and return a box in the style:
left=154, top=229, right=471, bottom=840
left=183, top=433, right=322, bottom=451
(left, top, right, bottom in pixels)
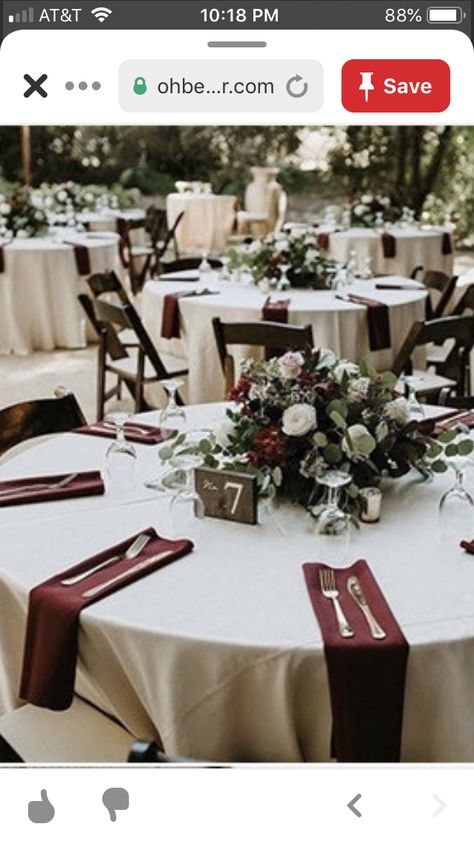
left=439, top=437, right=474, bottom=546
left=159, top=379, right=186, bottom=429
left=308, top=470, right=352, bottom=563
left=105, top=412, right=137, bottom=495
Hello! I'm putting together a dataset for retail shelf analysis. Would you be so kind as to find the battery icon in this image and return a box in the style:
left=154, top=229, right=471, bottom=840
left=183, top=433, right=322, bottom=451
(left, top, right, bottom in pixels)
left=427, top=7, right=463, bottom=22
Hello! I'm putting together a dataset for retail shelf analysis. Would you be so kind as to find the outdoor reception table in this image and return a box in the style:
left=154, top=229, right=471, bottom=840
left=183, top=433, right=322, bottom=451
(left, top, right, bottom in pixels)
left=166, top=193, right=237, bottom=255
left=0, top=403, right=473, bottom=762
left=78, top=208, right=146, bottom=245
left=0, top=232, right=122, bottom=355
left=322, top=226, right=454, bottom=278
left=142, top=274, right=427, bottom=403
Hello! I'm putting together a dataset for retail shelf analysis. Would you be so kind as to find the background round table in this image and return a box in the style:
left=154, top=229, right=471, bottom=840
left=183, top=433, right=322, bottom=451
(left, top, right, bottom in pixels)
left=166, top=193, right=237, bottom=255
left=142, top=275, right=427, bottom=403
left=323, top=226, right=454, bottom=278
left=0, top=233, right=122, bottom=355
left=0, top=403, right=472, bottom=763
left=78, top=208, right=146, bottom=245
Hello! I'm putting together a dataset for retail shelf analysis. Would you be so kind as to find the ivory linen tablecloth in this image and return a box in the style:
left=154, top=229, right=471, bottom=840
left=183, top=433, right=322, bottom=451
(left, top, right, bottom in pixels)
left=0, top=233, right=123, bottom=354
left=166, top=193, right=236, bottom=255
left=0, top=403, right=473, bottom=762
left=142, top=275, right=427, bottom=403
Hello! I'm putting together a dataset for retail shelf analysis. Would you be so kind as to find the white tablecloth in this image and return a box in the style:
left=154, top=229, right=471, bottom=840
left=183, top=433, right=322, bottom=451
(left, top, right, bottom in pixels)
left=142, top=275, right=427, bottom=403
left=78, top=209, right=146, bottom=246
left=324, top=226, right=454, bottom=278
left=0, top=233, right=123, bottom=355
left=167, top=193, right=236, bottom=255
left=0, top=403, right=473, bottom=762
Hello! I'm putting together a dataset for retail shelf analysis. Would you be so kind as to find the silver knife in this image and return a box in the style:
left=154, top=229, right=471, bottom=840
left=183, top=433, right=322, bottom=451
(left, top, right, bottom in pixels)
left=347, top=576, right=386, bottom=640
left=82, top=549, right=175, bottom=598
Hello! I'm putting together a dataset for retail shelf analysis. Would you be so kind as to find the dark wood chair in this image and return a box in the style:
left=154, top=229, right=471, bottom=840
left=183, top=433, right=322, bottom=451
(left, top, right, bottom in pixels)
left=160, top=257, right=223, bottom=274
left=0, top=391, right=86, bottom=460
left=212, top=317, right=314, bottom=395
left=89, top=297, right=188, bottom=417
left=392, top=315, right=474, bottom=399
left=411, top=267, right=458, bottom=319
left=451, top=282, right=474, bottom=316
left=116, top=217, right=154, bottom=295
left=145, top=206, right=184, bottom=264
left=84, top=271, right=138, bottom=350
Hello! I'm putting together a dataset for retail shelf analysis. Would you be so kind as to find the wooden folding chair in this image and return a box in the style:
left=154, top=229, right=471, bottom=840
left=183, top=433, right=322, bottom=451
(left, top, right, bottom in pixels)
left=411, top=267, right=458, bottom=319
left=0, top=391, right=86, bottom=459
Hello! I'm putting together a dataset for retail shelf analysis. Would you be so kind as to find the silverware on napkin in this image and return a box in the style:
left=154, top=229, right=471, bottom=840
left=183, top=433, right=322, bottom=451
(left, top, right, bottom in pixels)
left=0, top=472, right=79, bottom=499
left=319, top=568, right=354, bottom=638
left=347, top=575, right=386, bottom=640
left=60, top=532, right=151, bottom=586
left=81, top=548, right=175, bottom=598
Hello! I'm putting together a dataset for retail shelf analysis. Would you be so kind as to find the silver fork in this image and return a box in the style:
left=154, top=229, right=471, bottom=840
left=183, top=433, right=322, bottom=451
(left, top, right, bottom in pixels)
left=0, top=472, right=79, bottom=499
left=60, top=532, right=151, bottom=586
left=319, top=568, right=354, bottom=638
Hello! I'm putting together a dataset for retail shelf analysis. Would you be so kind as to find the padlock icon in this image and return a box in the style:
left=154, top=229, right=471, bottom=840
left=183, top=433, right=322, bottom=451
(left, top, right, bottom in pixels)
left=133, top=76, right=147, bottom=95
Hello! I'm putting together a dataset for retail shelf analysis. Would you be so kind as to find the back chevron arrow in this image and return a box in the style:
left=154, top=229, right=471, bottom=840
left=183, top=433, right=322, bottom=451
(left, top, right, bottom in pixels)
left=347, top=794, right=362, bottom=818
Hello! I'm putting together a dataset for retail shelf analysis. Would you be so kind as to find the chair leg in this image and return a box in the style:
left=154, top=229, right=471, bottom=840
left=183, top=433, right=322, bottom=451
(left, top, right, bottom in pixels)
left=97, top=345, right=106, bottom=422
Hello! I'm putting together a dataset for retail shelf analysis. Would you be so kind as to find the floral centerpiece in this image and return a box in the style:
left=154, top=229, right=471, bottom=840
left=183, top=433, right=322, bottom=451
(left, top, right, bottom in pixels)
left=160, top=348, right=473, bottom=524
left=31, top=182, right=142, bottom=227
left=0, top=188, right=47, bottom=238
left=350, top=194, right=393, bottom=228
left=228, top=232, right=338, bottom=290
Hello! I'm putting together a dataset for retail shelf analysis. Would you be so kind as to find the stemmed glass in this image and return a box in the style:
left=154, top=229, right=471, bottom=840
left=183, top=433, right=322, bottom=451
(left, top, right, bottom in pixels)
left=160, top=379, right=186, bottom=429
left=105, top=412, right=137, bottom=494
left=199, top=251, right=212, bottom=276
left=278, top=262, right=291, bottom=291
left=219, top=255, right=231, bottom=282
left=308, top=470, right=352, bottom=562
left=404, top=375, right=425, bottom=420
left=168, top=451, right=205, bottom=542
left=439, top=437, right=474, bottom=545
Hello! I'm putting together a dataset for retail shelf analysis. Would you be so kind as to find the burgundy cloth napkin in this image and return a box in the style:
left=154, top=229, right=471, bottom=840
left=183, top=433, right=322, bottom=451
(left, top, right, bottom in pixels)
left=161, top=290, right=216, bottom=339
left=317, top=233, right=330, bottom=250
left=0, top=471, right=104, bottom=508
left=20, top=527, right=194, bottom=710
left=341, top=293, right=391, bottom=351
left=303, top=560, right=409, bottom=762
left=74, top=421, right=177, bottom=445
left=63, top=242, right=92, bottom=275
left=434, top=410, right=474, bottom=437
left=0, top=245, right=4, bottom=273
left=461, top=538, right=474, bottom=553
left=262, top=296, right=290, bottom=324
left=382, top=232, right=397, bottom=259
left=442, top=232, right=453, bottom=255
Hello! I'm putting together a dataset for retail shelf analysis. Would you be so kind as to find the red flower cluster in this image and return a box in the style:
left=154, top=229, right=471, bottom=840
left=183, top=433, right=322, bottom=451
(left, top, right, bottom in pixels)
left=248, top=426, right=286, bottom=467
left=227, top=376, right=253, bottom=403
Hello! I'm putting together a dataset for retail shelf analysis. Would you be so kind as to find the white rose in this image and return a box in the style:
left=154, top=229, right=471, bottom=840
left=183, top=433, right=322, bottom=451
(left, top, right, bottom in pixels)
left=334, top=361, right=359, bottom=383
left=317, top=348, right=337, bottom=369
left=361, top=194, right=373, bottom=204
left=385, top=397, right=411, bottom=426
left=282, top=404, right=317, bottom=437
left=214, top=417, right=236, bottom=449
left=15, top=230, right=28, bottom=239
left=57, top=190, right=68, bottom=202
left=278, top=351, right=304, bottom=380
left=354, top=204, right=365, bottom=217
left=348, top=376, right=371, bottom=402
left=0, top=203, right=10, bottom=214
left=342, top=424, right=376, bottom=460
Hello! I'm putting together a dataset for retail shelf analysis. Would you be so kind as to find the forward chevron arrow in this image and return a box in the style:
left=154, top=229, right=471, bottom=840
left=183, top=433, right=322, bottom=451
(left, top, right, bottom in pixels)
left=433, top=794, right=446, bottom=818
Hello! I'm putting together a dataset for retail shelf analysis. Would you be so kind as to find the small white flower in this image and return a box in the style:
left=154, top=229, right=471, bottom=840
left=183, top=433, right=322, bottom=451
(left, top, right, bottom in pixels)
left=354, top=204, right=365, bottom=217
left=342, top=424, right=376, bottom=460
left=57, top=189, right=68, bottom=203
left=385, top=397, right=411, bottom=426
left=361, top=193, right=373, bottom=204
left=282, top=404, right=317, bottom=437
left=334, top=361, right=359, bottom=383
left=317, top=348, right=337, bottom=369
left=15, top=230, right=28, bottom=239
left=214, top=417, right=236, bottom=449
left=278, top=351, right=304, bottom=380
left=348, top=376, right=371, bottom=402
left=0, top=203, right=10, bottom=214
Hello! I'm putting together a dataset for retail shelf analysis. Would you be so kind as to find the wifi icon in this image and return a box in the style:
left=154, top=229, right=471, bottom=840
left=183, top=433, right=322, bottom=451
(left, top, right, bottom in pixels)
left=91, top=7, right=112, bottom=22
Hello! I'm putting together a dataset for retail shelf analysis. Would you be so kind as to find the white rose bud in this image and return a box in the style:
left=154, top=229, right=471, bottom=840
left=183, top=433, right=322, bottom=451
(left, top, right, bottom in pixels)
left=282, top=404, right=317, bottom=437
left=278, top=351, right=305, bottom=380
left=342, top=424, right=376, bottom=460
left=214, top=418, right=236, bottom=449
left=385, top=397, right=411, bottom=426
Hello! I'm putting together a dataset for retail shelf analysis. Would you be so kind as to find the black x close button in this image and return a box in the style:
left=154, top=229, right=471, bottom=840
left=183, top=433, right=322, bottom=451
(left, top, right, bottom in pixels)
left=24, top=74, right=48, bottom=98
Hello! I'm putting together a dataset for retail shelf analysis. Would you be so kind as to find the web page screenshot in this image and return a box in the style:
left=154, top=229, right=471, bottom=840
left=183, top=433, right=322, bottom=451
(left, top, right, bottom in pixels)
left=0, top=0, right=473, bottom=837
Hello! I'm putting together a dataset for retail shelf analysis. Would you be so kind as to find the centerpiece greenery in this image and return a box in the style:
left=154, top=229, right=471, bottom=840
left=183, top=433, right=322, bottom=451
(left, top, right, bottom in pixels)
left=228, top=232, right=339, bottom=289
left=0, top=188, right=47, bottom=238
left=350, top=194, right=394, bottom=228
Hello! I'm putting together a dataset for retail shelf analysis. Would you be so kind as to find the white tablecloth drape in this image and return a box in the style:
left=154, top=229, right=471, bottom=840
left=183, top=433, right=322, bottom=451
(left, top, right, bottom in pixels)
left=0, top=233, right=123, bottom=355
left=0, top=403, right=473, bottom=762
left=142, top=276, right=427, bottom=403
left=167, top=194, right=236, bottom=255
left=77, top=209, right=146, bottom=246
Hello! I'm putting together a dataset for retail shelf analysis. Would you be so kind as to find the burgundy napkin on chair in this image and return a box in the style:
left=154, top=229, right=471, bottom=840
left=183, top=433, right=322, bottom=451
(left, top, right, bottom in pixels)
left=303, top=560, right=409, bottom=762
left=340, top=293, right=391, bottom=351
left=317, top=233, right=330, bottom=250
left=0, top=245, right=4, bottom=273
left=442, top=233, right=453, bottom=255
left=74, top=421, right=177, bottom=445
left=20, top=527, right=194, bottom=710
left=382, top=232, right=397, bottom=259
left=262, top=296, right=290, bottom=324
left=63, top=242, right=92, bottom=275
left=0, top=471, right=104, bottom=508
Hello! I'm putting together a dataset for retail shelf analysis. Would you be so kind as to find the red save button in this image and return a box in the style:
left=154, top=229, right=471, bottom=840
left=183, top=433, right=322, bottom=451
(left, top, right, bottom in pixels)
left=342, top=60, right=450, bottom=112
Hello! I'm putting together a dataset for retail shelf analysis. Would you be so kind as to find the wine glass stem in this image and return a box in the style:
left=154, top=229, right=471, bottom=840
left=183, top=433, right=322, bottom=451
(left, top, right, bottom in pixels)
left=116, top=424, right=125, bottom=444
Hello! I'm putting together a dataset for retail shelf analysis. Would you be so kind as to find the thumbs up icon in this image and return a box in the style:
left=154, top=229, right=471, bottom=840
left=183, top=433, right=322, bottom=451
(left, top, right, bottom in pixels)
left=28, top=790, right=55, bottom=824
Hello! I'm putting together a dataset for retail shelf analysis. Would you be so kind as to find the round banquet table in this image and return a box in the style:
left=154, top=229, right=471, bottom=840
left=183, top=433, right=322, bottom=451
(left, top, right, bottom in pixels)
left=142, top=274, right=427, bottom=404
left=322, top=226, right=454, bottom=278
left=0, top=232, right=123, bottom=355
left=77, top=208, right=146, bottom=245
left=166, top=193, right=237, bottom=255
left=0, top=402, right=473, bottom=763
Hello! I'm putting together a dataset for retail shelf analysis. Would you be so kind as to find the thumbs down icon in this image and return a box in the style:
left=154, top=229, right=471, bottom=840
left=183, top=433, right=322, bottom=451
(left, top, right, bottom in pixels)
left=102, top=788, right=129, bottom=821
left=28, top=789, right=55, bottom=824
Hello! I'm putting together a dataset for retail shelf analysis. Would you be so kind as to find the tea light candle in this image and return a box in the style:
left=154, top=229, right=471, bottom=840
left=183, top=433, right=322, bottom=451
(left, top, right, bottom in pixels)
left=360, top=487, right=382, bottom=523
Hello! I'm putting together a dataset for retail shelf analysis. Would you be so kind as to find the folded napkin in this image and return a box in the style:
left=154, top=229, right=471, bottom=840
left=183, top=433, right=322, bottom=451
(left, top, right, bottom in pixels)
left=340, top=293, right=391, bottom=351
left=74, top=421, right=177, bottom=446
left=375, top=281, right=423, bottom=291
left=161, top=273, right=199, bottom=282
left=317, top=233, right=330, bottom=250
left=0, top=471, right=104, bottom=508
left=434, top=410, right=474, bottom=437
left=161, top=289, right=216, bottom=339
left=382, top=232, right=397, bottom=259
left=461, top=538, right=474, bottom=553
left=0, top=244, right=4, bottom=273
left=20, top=527, right=194, bottom=710
left=262, top=296, right=290, bottom=324
left=442, top=232, right=453, bottom=255
left=303, top=560, right=409, bottom=762
left=63, top=242, right=92, bottom=276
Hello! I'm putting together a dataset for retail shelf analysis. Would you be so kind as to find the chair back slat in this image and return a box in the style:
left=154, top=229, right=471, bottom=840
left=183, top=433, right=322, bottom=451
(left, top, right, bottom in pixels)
left=86, top=271, right=129, bottom=304
left=393, top=315, right=474, bottom=394
left=0, top=394, right=85, bottom=459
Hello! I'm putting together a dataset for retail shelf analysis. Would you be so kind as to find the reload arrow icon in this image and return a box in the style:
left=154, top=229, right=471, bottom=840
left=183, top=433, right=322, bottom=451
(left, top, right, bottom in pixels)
left=433, top=794, right=446, bottom=818
left=347, top=793, right=362, bottom=817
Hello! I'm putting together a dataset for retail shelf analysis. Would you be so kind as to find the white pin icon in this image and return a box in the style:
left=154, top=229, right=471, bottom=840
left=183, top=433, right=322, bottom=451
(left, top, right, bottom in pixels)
left=359, top=71, right=375, bottom=102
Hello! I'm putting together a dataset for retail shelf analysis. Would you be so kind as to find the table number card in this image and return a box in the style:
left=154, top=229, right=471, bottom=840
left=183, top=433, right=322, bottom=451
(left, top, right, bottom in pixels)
left=194, top=468, right=258, bottom=525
